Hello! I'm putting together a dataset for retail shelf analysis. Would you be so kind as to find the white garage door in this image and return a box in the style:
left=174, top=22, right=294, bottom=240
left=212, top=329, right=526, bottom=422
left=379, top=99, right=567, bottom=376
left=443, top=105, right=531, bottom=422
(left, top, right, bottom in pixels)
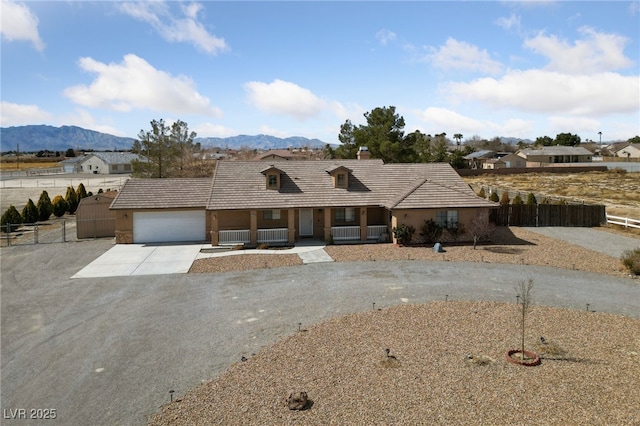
left=133, top=211, right=206, bottom=243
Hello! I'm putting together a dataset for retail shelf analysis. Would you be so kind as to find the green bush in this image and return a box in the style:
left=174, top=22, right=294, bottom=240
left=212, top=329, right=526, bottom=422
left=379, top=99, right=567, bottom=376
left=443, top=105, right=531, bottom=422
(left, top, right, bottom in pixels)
left=477, top=187, right=486, bottom=199
left=65, top=186, right=78, bottom=214
left=52, top=195, right=68, bottom=218
left=512, top=194, right=524, bottom=205
left=621, top=249, right=640, bottom=275
left=21, top=199, right=39, bottom=224
left=37, top=190, right=53, bottom=221
left=420, top=219, right=442, bottom=244
left=445, top=223, right=466, bottom=242
left=526, top=193, right=537, bottom=205
left=489, top=192, right=499, bottom=202
left=392, top=224, right=415, bottom=246
left=76, top=183, right=88, bottom=200
left=1, top=205, right=23, bottom=232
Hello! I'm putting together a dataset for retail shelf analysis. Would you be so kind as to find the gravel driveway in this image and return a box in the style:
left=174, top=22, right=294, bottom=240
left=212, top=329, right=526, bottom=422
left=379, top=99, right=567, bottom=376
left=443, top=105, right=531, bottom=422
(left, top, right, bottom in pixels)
left=1, top=236, right=639, bottom=425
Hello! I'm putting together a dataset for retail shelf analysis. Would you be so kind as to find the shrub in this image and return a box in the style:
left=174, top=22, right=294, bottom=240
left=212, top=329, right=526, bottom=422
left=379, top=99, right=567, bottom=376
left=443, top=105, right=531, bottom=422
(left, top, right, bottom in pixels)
left=445, top=223, right=466, bottom=242
left=21, top=199, right=39, bottom=224
left=477, top=187, right=486, bottom=198
left=37, top=190, right=53, bottom=221
left=500, top=192, right=510, bottom=205
left=1, top=205, right=23, bottom=232
left=489, top=191, right=499, bottom=202
left=52, top=195, right=68, bottom=218
left=392, top=224, right=415, bottom=246
left=419, top=219, right=442, bottom=244
left=526, top=193, right=537, bottom=205
left=512, top=194, right=524, bottom=205
left=65, top=186, right=78, bottom=214
left=621, top=249, right=640, bottom=275
left=76, top=183, right=88, bottom=200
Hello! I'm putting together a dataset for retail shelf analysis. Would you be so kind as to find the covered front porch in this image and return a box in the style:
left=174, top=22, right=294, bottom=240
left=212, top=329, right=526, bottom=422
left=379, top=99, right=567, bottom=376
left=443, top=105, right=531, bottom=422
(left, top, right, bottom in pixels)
left=209, top=207, right=389, bottom=246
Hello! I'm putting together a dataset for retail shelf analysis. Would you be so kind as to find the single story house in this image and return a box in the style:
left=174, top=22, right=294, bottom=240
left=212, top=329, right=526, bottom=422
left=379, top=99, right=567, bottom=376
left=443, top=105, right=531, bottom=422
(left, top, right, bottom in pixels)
left=110, top=159, right=497, bottom=245
left=78, top=152, right=144, bottom=174
left=614, top=143, right=640, bottom=159
left=483, top=158, right=506, bottom=170
left=255, top=150, right=293, bottom=161
left=517, top=146, right=592, bottom=165
left=464, top=150, right=495, bottom=169
left=496, top=152, right=527, bottom=168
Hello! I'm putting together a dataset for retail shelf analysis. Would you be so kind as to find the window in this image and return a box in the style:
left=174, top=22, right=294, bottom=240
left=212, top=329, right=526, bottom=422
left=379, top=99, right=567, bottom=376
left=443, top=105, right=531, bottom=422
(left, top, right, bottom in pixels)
left=263, top=209, right=281, bottom=220
left=336, top=173, right=346, bottom=187
left=436, top=210, right=458, bottom=229
left=335, top=208, right=356, bottom=222
left=268, top=174, right=278, bottom=189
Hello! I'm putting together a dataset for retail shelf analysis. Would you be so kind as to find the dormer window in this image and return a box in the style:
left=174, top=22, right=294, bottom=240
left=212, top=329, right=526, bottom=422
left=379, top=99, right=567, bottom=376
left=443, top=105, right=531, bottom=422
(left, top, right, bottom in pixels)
left=325, top=165, right=352, bottom=189
left=261, top=165, right=284, bottom=190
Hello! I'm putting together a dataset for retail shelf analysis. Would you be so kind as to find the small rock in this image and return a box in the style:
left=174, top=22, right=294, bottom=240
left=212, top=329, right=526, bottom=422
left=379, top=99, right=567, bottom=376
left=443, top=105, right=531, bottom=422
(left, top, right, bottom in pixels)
left=287, top=391, right=309, bottom=410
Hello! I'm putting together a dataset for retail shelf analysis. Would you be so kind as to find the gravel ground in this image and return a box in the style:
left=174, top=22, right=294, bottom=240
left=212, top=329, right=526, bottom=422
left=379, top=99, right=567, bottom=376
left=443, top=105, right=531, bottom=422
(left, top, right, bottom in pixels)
left=190, top=227, right=630, bottom=278
left=148, top=301, right=640, bottom=425
left=154, top=227, right=640, bottom=425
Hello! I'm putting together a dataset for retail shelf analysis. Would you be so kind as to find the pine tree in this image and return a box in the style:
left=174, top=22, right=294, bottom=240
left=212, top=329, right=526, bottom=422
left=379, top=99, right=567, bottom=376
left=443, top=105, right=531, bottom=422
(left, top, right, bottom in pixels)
left=499, top=192, right=510, bottom=205
left=477, top=187, right=486, bottom=198
left=52, top=195, right=68, bottom=217
left=526, top=193, right=537, bottom=205
left=512, top=194, right=524, bottom=205
left=37, top=190, right=53, bottom=221
left=1, top=205, right=23, bottom=232
left=65, top=186, right=78, bottom=214
left=21, top=199, right=39, bottom=224
left=489, top=191, right=499, bottom=202
left=76, top=183, right=88, bottom=200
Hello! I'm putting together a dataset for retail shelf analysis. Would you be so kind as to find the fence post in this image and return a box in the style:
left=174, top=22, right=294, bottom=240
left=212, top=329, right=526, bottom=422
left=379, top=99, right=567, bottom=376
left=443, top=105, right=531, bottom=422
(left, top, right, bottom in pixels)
left=62, top=220, right=66, bottom=242
left=6, top=223, right=10, bottom=246
left=34, top=224, right=38, bottom=244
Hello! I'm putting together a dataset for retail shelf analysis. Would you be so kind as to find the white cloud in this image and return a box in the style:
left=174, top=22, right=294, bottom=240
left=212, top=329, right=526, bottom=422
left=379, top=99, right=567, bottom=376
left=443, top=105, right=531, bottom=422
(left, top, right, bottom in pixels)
left=118, top=1, right=228, bottom=54
left=495, top=13, right=521, bottom=31
left=63, top=54, right=222, bottom=117
left=417, top=107, right=485, bottom=133
left=428, top=38, right=503, bottom=75
left=376, top=29, right=397, bottom=46
left=59, top=108, right=126, bottom=136
left=0, top=101, right=52, bottom=126
left=193, top=122, right=237, bottom=138
left=629, top=1, right=639, bottom=16
left=524, top=27, right=634, bottom=74
left=244, top=79, right=333, bottom=120
left=548, top=116, right=601, bottom=135
left=0, top=0, right=44, bottom=51
left=447, top=70, right=639, bottom=116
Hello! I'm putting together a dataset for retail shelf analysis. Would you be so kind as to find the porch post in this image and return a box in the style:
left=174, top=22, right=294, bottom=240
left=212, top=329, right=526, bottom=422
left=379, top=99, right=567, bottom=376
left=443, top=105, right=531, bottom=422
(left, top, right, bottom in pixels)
left=250, top=210, right=257, bottom=246
left=360, top=207, right=368, bottom=241
left=324, top=208, right=332, bottom=241
left=287, top=208, right=295, bottom=244
left=210, top=211, right=219, bottom=245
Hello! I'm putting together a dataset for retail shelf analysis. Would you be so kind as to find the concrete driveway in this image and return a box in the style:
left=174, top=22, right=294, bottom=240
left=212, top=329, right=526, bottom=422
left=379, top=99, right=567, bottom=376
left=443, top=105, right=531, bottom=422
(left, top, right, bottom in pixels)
left=2, top=237, right=639, bottom=426
left=72, top=240, right=333, bottom=278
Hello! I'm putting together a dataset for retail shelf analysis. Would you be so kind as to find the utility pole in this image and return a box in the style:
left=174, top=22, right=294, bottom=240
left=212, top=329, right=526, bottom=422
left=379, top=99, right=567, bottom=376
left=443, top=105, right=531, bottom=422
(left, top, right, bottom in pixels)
left=598, top=131, right=602, bottom=148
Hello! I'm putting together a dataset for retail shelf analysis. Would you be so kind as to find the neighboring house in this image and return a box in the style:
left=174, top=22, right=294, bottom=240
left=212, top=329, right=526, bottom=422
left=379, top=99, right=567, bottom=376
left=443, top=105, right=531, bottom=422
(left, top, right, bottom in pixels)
left=78, top=152, right=144, bottom=174
left=255, top=150, right=293, bottom=161
left=497, top=152, right=527, bottom=168
left=111, top=159, right=497, bottom=245
left=517, top=146, right=592, bottom=165
left=483, top=159, right=506, bottom=170
left=464, top=150, right=495, bottom=169
left=60, top=156, right=85, bottom=173
left=614, top=143, right=640, bottom=159
left=76, top=191, right=117, bottom=239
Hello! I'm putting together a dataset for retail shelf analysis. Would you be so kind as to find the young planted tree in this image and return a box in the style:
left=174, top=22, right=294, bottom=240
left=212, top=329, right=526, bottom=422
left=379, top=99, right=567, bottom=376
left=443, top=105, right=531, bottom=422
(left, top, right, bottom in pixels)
left=37, top=190, right=53, bottom=221
left=526, top=193, right=538, bottom=205
left=517, top=278, right=534, bottom=359
left=499, top=192, right=510, bottom=205
left=52, top=195, right=68, bottom=218
left=469, top=214, right=496, bottom=249
left=477, top=187, right=486, bottom=199
left=65, top=186, right=78, bottom=214
left=489, top=191, right=499, bottom=202
left=1, top=205, right=23, bottom=232
left=512, top=194, right=524, bottom=205
left=21, top=199, right=39, bottom=224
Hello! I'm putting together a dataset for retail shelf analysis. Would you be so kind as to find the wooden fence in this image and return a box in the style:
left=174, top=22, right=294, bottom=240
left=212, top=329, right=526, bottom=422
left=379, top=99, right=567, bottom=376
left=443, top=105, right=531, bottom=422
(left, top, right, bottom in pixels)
left=491, top=204, right=606, bottom=227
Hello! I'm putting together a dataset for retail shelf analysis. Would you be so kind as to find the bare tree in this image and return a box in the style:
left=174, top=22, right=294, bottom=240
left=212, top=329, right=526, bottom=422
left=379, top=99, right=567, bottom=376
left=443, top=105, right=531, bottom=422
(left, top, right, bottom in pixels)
left=469, top=213, right=496, bottom=249
left=517, top=279, right=534, bottom=359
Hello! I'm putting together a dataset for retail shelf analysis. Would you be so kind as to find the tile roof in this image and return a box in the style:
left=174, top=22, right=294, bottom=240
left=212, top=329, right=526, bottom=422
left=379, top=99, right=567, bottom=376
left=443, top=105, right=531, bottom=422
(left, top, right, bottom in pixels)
left=110, top=178, right=212, bottom=209
left=83, top=152, right=144, bottom=165
left=207, top=160, right=496, bottom=210
left=518, top=146, right=592, bottom=157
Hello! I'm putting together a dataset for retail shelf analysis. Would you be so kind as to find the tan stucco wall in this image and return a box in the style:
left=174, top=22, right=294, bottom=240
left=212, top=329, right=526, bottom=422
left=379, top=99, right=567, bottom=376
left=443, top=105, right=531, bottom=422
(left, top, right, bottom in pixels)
left=390, top=207, right=492, bottom=244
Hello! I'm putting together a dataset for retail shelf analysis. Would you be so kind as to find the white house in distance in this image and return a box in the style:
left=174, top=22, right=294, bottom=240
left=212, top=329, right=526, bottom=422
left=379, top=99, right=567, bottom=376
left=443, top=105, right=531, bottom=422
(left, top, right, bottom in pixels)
left=517, top=146, right=593, bottom=166
left=614, top=143, right=640, bottom=159
left=78, top=152, right=144, bottom=174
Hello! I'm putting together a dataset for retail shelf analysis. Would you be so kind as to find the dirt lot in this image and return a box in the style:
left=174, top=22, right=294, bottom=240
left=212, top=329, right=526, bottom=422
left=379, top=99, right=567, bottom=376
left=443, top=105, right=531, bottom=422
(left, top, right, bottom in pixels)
left=463, top=170, right=640, bottom=219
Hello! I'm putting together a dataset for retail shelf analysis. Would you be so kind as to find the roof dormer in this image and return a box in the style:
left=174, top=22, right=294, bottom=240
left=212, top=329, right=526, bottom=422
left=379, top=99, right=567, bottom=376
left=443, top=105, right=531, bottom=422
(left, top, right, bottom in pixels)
left=260, top=165, right=284, bottom=190
left=325, top=165, right=352, bottom=189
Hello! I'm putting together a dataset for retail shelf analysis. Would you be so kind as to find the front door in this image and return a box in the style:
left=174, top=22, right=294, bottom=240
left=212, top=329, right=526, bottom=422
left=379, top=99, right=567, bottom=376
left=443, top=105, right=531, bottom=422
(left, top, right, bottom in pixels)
left=299, top=208, right=313, bottom=237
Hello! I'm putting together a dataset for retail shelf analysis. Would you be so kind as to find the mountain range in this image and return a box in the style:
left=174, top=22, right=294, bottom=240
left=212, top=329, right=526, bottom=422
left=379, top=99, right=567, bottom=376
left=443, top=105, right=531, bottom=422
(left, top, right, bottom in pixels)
left=0, top=125, right=331, bottom=153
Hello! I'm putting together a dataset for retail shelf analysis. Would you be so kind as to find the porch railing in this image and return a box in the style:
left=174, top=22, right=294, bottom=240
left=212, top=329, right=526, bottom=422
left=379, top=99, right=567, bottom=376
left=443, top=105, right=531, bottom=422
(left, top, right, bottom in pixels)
left=331, top=226, right=360, bottom=241
left=219, top=229, right=250, bottom=244
left=257, top=228, right=288, bottom=243
left=367, top=225, right=388, bottom=240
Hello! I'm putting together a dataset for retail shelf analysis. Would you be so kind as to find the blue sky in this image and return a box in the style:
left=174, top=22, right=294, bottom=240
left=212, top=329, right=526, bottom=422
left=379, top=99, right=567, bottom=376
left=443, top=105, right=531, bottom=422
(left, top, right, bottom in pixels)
left=1, top=1, right=639, bottom=146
